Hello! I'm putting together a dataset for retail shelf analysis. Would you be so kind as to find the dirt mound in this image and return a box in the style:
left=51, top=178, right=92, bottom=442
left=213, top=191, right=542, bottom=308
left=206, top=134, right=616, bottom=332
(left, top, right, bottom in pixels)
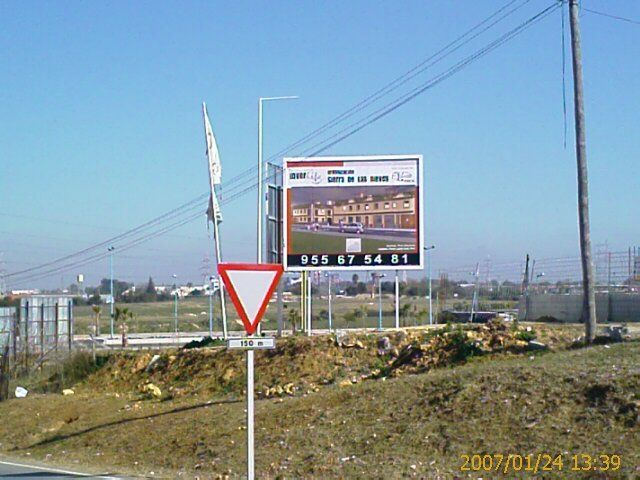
left=383, top=320, right=536, bottom=377
left=82, top=334, right=385, bottom=399
left=78, top=322, right=576, bottom=399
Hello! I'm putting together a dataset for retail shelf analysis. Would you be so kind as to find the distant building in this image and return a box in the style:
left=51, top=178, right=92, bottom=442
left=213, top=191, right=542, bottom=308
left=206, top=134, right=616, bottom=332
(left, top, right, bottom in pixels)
left=122, top=286, right=136, bottom=297
left=9, top=289, right=40, bottom=297
left=292, top=200, right=334, bottom=225
left=292, top=191, right=416, bottom=229
left=154, top=285, right=170, bottom=294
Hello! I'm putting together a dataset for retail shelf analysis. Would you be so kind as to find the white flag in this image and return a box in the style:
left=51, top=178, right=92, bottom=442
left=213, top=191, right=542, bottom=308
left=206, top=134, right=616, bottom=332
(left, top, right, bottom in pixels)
left=203, top=103, right=221, bottom=185
left=206, top=190, right=223, bottom=225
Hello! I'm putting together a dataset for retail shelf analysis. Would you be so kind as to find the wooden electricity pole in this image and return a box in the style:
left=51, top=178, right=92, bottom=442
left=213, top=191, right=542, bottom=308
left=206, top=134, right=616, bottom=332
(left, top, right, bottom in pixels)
left=568, top=0, right=597, bottom=343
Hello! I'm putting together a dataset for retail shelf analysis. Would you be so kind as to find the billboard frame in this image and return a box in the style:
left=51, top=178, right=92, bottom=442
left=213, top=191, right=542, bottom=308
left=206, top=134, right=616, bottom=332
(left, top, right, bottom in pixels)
left=283, top=154, right=424, bottom=272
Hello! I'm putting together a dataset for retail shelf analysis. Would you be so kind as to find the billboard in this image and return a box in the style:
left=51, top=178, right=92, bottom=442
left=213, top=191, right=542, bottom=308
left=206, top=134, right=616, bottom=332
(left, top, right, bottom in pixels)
left=283, top=155, right=424, bottom=271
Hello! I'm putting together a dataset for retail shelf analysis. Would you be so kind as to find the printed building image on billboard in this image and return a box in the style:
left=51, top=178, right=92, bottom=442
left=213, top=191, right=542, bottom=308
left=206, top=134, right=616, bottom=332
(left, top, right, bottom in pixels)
left=284, top=155, right=423, bottom=270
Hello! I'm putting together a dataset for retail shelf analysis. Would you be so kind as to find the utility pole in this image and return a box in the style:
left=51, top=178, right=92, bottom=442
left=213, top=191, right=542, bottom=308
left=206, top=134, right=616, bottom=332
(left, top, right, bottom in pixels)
left=424, top=245, right=436, bottom=325
left=108, top=246, right=115, bottom=339
left=569, top=0, right=597, bottom=343
left=172, top=274, right=179, bottom=335
left=469, top=263, right=480, bottom=323
left=0, top=252, right=6, bottom=297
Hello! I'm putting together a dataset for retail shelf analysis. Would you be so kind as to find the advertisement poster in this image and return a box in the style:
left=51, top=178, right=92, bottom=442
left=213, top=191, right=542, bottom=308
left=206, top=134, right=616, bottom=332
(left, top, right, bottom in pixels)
left=283, top=155, right=424, bottom=271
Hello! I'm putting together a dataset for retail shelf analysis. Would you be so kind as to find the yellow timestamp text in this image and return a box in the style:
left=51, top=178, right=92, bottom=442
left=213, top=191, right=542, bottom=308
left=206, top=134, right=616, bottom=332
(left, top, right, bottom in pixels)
left=459, top=453, right=622, bottom=474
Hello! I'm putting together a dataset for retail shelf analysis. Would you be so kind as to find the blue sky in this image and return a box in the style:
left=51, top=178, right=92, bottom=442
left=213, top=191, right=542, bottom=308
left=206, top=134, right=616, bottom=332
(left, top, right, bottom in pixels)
left=1, top=0, right=638, bottom=289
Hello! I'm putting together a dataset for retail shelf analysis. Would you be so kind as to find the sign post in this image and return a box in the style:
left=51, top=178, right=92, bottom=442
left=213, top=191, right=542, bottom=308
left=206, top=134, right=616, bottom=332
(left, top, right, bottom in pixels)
left=217, top=263, right=283, bottom=480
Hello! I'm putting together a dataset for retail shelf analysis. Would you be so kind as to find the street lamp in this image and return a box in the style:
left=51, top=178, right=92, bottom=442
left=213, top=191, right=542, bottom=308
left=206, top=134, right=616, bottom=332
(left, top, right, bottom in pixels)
left=324, top=272, right=338, bottom=332
left=257, top=95, right=299, bottom=264
left=172, top=274, right=178, bottom=334
left=424, top=245, right=436, bottom=325
left=209, top=276, right=219, bottom=337
left=107, top=246, right=115, bottom=338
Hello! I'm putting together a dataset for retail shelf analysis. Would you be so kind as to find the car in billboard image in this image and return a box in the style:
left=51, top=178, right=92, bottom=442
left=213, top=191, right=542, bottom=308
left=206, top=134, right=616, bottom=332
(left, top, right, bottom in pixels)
left=306, top=221, right=320, bottom=231
left=340, top=222, right=365, bottom=234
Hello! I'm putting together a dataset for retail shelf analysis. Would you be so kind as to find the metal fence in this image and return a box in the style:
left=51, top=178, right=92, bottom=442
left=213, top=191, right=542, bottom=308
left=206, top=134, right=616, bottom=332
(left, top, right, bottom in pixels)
left=439, top=248, right=639, bottom=294
left=436, top=247, right=639, bottom=322
left=0, top=296, right=74, bottom=371
left=0, top=307, right=16, bottom=352
left=19, top=296, right=73, bottom=356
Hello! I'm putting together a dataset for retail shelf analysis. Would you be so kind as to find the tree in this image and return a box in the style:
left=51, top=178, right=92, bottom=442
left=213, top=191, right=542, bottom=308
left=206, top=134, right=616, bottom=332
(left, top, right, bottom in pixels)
left=100, top=278, right=133, bottom=301
left=114, top=307, right=134, bottom=326
left=288, top=309, right=298, bottom=334
left=145, top=277, right=156, bottom=295
left=343, top=309, right=358, bottom=326
left=399, top=303, right=412, bottom=327
left=92, top=305, right=102, bottom=336
left=88, top=290, right=101, bottom=306
left=115, top=307, right=134, bottom=346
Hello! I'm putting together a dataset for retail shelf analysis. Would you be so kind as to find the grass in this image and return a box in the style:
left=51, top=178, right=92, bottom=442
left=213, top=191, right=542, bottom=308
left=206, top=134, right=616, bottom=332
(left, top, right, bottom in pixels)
left=290, top=230, right=400, bottom=254
left=74, top=295, right=518, bottom=335
left=0, top=327, right=636, bottom=478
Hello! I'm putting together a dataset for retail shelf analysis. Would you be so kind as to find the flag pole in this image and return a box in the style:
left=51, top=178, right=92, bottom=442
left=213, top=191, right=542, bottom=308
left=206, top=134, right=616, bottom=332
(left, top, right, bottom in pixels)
left=212, top=190, right=228, bottom=339
left=203, top=102, right=228, bottom=339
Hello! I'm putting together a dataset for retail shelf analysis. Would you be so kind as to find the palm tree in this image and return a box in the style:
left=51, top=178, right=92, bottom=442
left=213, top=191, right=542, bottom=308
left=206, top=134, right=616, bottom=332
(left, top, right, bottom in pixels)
left=115, top=307, right=134, bottom=346
left=92, top=305, right=101, bottom=336
left=288, top=309, right=298, bottom=334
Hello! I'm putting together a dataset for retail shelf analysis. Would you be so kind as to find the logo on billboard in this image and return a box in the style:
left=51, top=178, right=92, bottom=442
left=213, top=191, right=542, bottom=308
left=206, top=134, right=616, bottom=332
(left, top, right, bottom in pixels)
left=392, top=171, right=415, bottom=183
left=289, top=170, right=323, bottom=184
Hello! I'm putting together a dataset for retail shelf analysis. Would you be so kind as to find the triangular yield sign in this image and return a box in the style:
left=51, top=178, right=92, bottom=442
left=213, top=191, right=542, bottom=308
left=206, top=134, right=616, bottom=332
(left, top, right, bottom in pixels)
left=218, top=263, right=284, bottom=335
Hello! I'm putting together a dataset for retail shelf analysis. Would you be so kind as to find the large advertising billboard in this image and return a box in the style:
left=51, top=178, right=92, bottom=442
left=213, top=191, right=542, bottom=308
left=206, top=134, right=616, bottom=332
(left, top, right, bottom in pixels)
left=283, top=155, right=424, bottom=271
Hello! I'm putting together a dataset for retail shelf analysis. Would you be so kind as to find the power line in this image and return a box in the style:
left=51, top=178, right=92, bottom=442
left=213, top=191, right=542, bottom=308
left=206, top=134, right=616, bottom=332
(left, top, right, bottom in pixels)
left=305, top=2, right=561, bottom=156
left=7, top=171, right=278, bottom=286
left=203, top=0, right=536, bottom=191
left=267, top=0, right=533, bottom=161
left=5, top=193, right=209, bottom=278
left=7, top=2, right=559, bottom=285
left=583, top=7, right=640, bottom=25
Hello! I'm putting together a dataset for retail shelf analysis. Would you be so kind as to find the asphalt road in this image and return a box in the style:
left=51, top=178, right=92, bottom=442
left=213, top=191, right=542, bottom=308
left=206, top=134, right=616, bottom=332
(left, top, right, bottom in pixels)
left=0, top=460, right=121, bottom=479
left=291, top=224, right=416, bottom=241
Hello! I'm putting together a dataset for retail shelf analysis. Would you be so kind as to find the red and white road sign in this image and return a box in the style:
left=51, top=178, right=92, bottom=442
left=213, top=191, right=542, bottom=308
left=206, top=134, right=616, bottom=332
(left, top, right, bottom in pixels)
left=217, top=263, right=284, bottom=335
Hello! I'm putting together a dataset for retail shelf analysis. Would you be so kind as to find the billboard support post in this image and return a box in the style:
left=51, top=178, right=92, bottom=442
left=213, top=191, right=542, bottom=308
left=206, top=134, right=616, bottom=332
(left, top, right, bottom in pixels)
left=303, top=273, right=306, bottom=333
left=378, top=274, right=384, bottom=330
left=327, top=273, right=333, bottom=332
left=307, top=273, right=312, bottom=336
left=395, top=270, right=400, bottom=329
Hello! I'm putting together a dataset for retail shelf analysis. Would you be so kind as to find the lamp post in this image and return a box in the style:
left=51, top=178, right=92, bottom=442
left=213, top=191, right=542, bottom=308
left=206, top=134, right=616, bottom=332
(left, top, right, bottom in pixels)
left=172, top=274, right=178, bottom=334
left=208, top=276, right=218, bottom=337
left=324, top=272, right=337, bottom=332
left=257, top=96, right=299, bottom=264
left=253, top=96, right=298, bottom=480
left=108, top=246, right=115, bottom=338
left=424, top=245, right=436, bottom=325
